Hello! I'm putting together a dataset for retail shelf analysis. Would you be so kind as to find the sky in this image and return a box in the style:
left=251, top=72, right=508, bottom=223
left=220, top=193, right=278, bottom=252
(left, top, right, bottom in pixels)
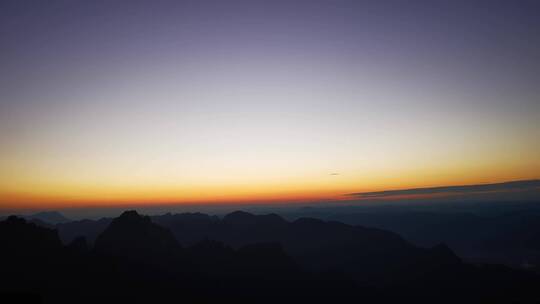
left=1, top=0, right=539, bottom=211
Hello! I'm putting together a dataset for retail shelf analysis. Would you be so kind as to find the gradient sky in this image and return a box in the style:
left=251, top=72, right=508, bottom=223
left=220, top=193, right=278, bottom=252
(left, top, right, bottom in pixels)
left=1, top=0, right=539, bottom=210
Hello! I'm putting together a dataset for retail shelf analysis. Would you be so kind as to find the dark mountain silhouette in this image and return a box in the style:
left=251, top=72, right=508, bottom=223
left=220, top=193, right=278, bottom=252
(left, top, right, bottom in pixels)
left=0, top=212, right=361, bottom=303
left=0, top=215, right=63, bottom=256
left=2, top=211, right=540, bottom=303
left=94, top=210, right=180, bottom=260
left=295, top=210, right=540, bottom=268
left=51, top=208, right=540, bottom=269
left=18, top=211, right=72, bottom=224
left=56, top=217, right=111, bottom=245
left=53, top=209, right=540, bottom=274
left=148, top=211, right=465, bottom=283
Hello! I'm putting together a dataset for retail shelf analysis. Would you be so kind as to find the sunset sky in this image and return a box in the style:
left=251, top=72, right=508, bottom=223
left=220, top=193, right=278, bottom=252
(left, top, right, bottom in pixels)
left=1, top=0, right=539, bottom=210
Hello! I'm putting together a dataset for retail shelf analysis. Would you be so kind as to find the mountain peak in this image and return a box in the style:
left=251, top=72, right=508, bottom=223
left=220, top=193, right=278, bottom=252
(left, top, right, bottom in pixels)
left=28, top=211, right=70, bottom=224
left=117, top=210, right=146, bottom=221
left=94, top=210, right=180, bottom=258
left=0, top=215, right=63, bottom=255
left=119, top=209, right=141, bottom=218
left=223, top=211, right=256, bottom=224
left=111, top=210, right=153, bottom=227
left=6, top=215, right=26, bottom=224
left=225, top=210, right=254, bottom=219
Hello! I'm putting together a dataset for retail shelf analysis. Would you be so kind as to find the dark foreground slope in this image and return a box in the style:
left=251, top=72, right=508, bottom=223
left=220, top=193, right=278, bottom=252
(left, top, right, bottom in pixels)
left=0, top=212, right=359, bottom=304
left=280, top=202, right=540, bottom=268
left=153, top=211, right=464, bottom=283
left=2, top=211, right=539, bottom=303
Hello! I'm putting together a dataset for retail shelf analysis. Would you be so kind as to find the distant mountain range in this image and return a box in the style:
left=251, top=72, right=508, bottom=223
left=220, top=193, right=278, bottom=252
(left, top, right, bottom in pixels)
left=1, top=210, right=539, bottom=303
left=0, top=211, right=71, bottom=225
left=49, top=207, right=540, bottom=268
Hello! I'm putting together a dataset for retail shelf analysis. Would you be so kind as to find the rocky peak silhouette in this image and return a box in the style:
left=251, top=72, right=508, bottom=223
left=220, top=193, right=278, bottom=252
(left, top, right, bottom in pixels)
left=222, top=210, right=257, bottom=225
left=93, top=210, right=180, bottom=259
left=2, top=210, right=540, bottom=303
left=0, top=216, right=62, bottom=256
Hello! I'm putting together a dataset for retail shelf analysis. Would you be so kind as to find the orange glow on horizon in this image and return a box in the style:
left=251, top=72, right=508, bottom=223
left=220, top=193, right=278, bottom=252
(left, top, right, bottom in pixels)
left=2, top=168, right=539, bottom=210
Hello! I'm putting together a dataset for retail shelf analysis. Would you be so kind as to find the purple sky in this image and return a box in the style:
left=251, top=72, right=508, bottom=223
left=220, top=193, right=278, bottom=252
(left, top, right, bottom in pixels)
left=1, top=0, right=539, bottom=210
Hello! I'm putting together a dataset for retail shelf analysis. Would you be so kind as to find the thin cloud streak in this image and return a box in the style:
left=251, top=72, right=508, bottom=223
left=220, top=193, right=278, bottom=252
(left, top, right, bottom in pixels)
left=347, top=180, right=540, bottom=199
